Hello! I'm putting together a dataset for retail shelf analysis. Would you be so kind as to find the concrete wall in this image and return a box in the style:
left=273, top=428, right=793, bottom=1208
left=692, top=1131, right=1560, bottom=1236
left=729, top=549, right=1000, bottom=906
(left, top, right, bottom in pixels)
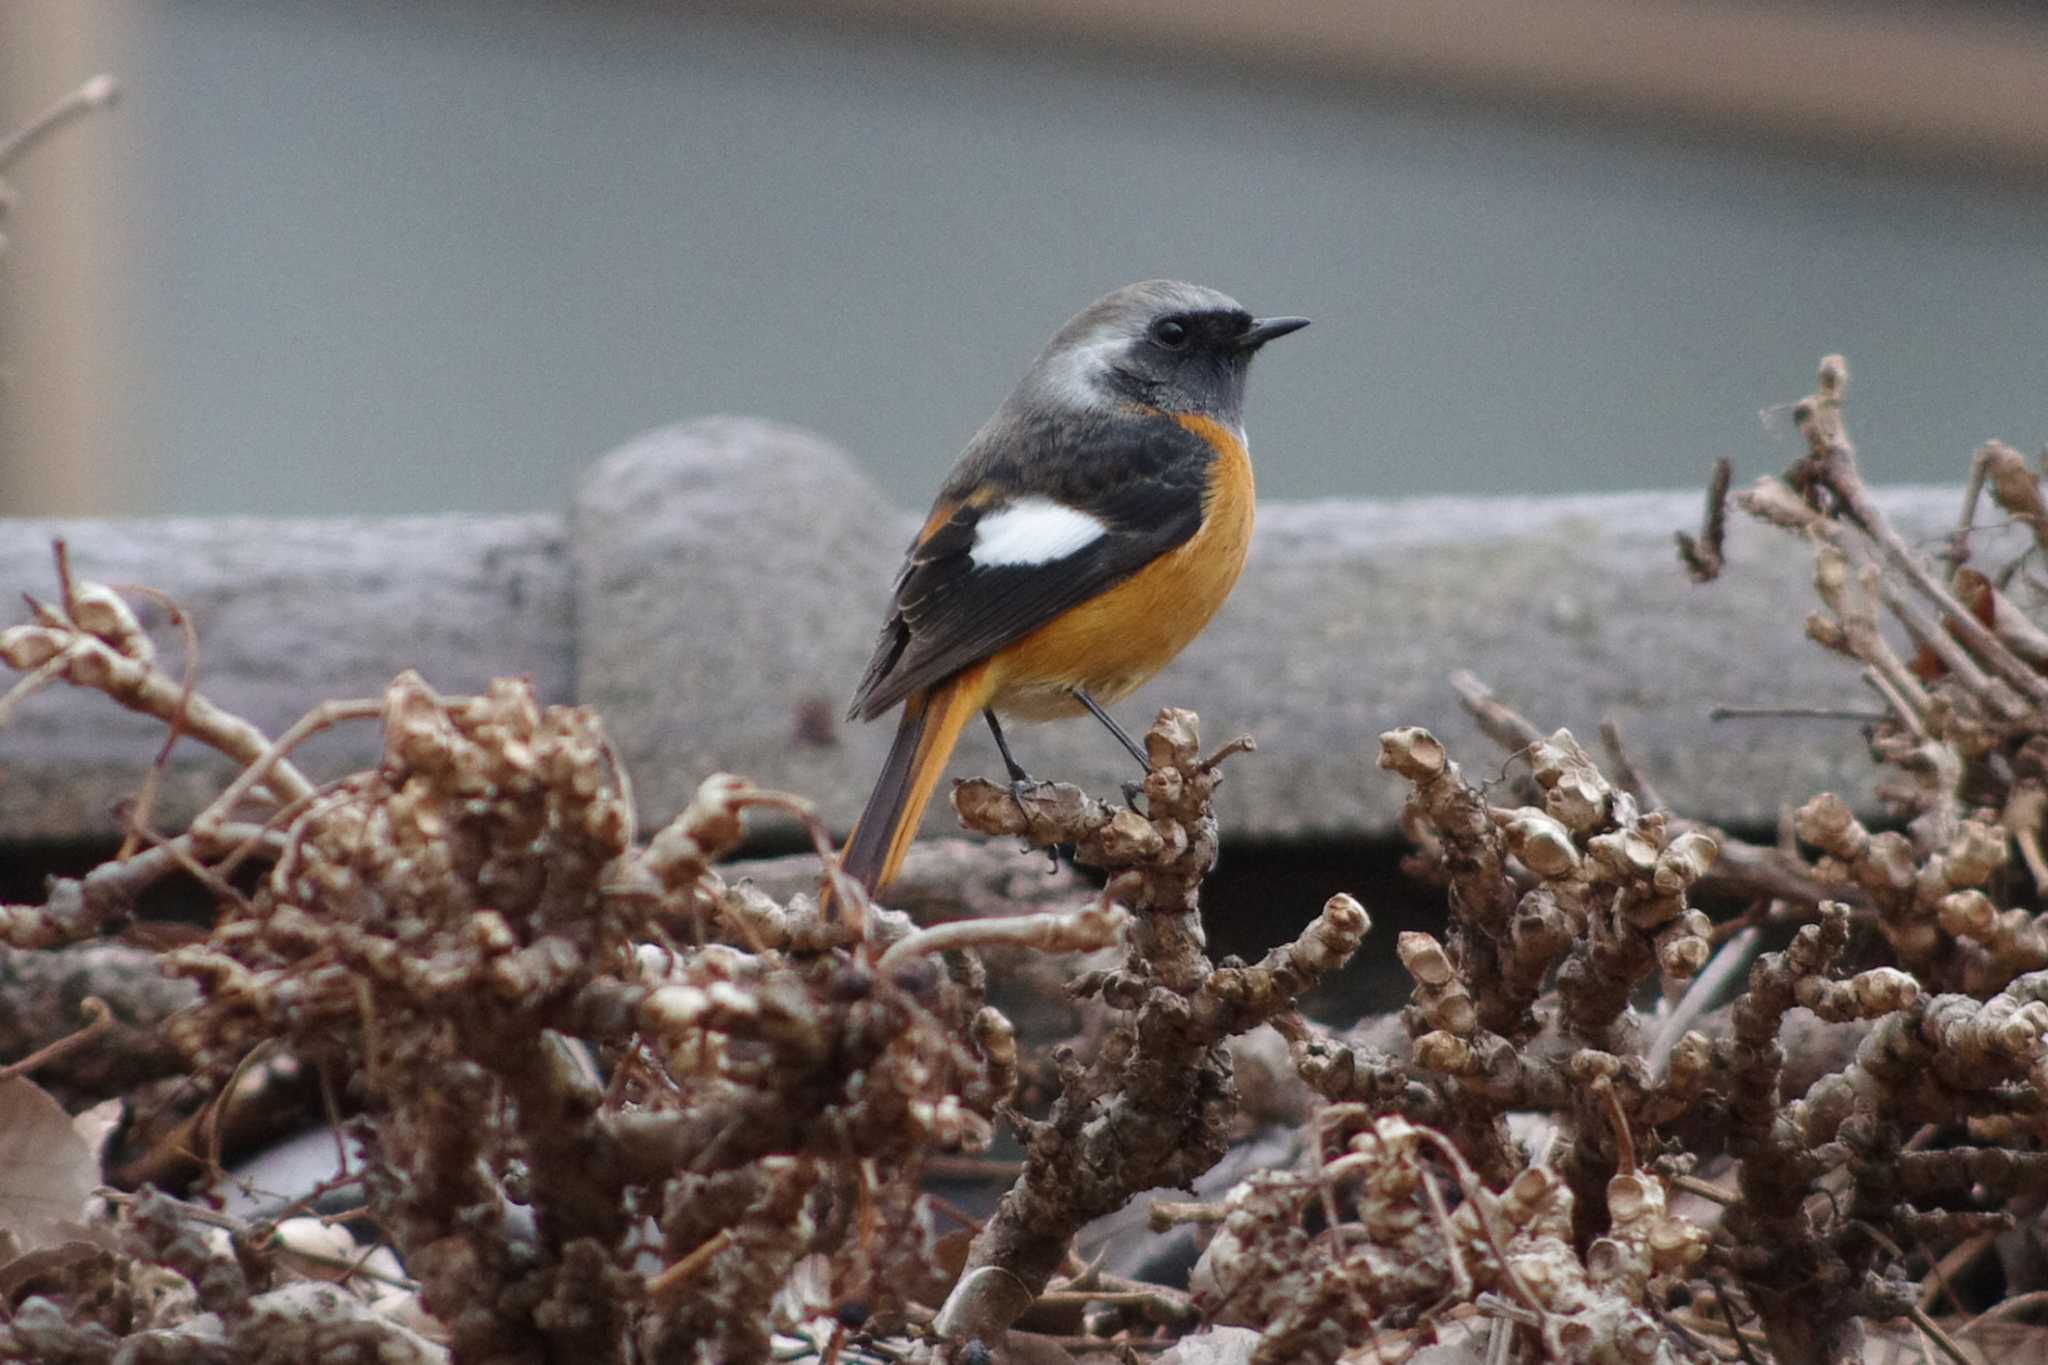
left=0, top=421, right=1988, bottom=848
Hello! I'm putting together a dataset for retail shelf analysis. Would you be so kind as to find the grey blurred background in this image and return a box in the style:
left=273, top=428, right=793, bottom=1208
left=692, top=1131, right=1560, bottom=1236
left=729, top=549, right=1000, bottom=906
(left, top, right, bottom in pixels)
left=3, top=0, right=2045, bottom=518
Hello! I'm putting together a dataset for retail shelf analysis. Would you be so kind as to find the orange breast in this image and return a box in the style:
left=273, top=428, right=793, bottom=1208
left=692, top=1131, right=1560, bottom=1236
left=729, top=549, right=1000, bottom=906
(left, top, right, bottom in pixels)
left=987, top=413, right=1254, bottom=722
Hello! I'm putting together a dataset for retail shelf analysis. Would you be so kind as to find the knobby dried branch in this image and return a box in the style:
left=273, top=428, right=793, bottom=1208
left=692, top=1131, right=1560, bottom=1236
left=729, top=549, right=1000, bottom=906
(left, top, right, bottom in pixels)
left=933, top=713, right=1370, bottom=1346
left=0, top=546, right=1089, bottom=1361
left=0, top=547, right=1376, bottom=1363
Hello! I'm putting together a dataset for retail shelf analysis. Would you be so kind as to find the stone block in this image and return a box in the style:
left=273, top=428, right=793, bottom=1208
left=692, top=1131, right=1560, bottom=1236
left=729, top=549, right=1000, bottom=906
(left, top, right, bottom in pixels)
left=0, top=418, right=1973, bottom=851
left=0, top=516, right=570, bottom=841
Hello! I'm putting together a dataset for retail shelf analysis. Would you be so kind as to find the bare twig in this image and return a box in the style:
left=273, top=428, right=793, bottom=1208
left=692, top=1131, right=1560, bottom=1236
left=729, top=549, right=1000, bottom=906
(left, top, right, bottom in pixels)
left=1902, top=1300, right=1978, bottom=1365
left=1599, top=715, right=1669, bottom=812
left=114, top=584, right=204, bottom=860
left=0, top=997, right=111, bottom=1081
left=1708, top=704, right=1885, bottom=723
left=188, top=698, right=382, bottom=838
left=1676, top=456, right=1733, bottom=582
left=0, top=73, right=119, bottom=172
left=1795, top=356, right=2048, bottom=709
left=872, top=898, right=1124, bottom=973
left=1449, top=669, right=1542, bottom=753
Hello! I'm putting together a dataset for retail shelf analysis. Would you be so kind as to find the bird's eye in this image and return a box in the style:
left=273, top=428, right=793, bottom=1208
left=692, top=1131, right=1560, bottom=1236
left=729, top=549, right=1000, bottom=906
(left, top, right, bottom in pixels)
left=1150, top=318, right=1189, bottom=350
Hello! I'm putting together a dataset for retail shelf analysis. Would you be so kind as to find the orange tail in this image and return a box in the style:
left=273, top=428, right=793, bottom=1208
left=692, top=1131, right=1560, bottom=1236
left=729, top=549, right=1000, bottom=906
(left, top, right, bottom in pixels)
left=835, top=663, right=991, bottom=902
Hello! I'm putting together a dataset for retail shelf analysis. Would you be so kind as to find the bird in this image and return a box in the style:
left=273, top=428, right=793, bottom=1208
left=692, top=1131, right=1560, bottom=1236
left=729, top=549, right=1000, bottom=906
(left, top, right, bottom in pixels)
left=833, top=280, right=1308, bottom=902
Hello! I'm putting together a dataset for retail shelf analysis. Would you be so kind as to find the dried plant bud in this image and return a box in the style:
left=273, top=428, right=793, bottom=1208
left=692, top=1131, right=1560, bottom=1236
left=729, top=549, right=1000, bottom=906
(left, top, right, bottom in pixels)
left=1377, top=726, right=1447, bottom=781
left=1397, top=932, right=1455, bottom=988
left=1620, top=892, right=1685, bottom=931
left=1422, top=987, right=1477, bottom=1038
left=1503, top=809, right=1580, bottom=877
left=1937, top=888, right=1998, bottom=940
left=1308, top=894, right=1371, bottom=957
left=641, top=982, right=712, bottom=1036
left=1587, top=825, right=1660, bottom=881
left=1849, top=967, right=1920, bottom=1014
left=710, top=878, right=782, bottom=941
left=1663, top=1031, right=1712, bottom=1093
left=1796, top=792, right=1867, bottom=859
left=1646, top=1215, right=1707, bottom=1275
left=1143, top=764, right=1185, bottom=806
left=1400, top=931, right=1478, bottom=1035
left=1583, top=1234, right=1635, bottom=1287
left=1652, top=831, right=1718, bottom=894
left=1499, top=1164, right=1568, bottom=1230
left=1806, top=611, right=1850, bottom=652
left=1928, top=994, right=2048, bottom=1073
left=1413, top=1029, right=1472, bottom=1074
left=1977, top=439, right=2041, bottom=517
left=1797, top=966, right=1919, bottom=1021
left=1514, top=1248, right=1568, bottom=1304
left=1813, top=542, right=1853, bottom=606
left=1529, top=730, right=1611, bottom=832
left=1144, top=707, right=1202, bottom=770
left=0, top=623, right=66, bottom=669
left=1510, top=888, right=1574, bottom=960
left=1924, top=820, right=2010, bottom=895
left=1737, top=474, right=1825, bottom=531
left=1353, top=1113, right=1422, bottom=1160
left=65, top=642, right=115, bottom=691
left=1817, top=353, right=1848, bottom=396
left=972, top=1007, right=1018, bottom=1101
left=1862, top=831, right=1918, bottom=893
left=68, top=581, right=153, bottom=662
left=1654, top=914, right=1712, bottom=978
left=644, top=774, right=761, bottom=893
left=1099, top=807, right=1165, bottom=861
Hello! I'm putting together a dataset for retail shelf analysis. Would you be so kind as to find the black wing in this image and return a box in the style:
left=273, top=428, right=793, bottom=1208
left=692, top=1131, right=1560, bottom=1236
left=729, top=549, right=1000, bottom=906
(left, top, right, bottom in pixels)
left=847, top=416, right=1212, bottom=721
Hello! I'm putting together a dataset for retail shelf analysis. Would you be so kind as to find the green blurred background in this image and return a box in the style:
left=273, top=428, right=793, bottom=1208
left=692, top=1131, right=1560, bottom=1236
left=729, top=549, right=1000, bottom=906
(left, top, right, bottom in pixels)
left=4, top=1, right=2045, bottom=517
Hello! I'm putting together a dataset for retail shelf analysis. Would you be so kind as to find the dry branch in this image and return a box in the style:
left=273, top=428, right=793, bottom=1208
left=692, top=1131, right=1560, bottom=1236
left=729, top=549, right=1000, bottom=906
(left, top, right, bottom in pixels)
left=933, top=712, right=1370, bottom=1347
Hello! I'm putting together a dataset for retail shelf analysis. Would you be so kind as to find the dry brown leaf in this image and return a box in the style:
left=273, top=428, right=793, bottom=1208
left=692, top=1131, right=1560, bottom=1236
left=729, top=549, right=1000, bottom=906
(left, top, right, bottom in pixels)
left=0, top=1077, right=100, bottom=1253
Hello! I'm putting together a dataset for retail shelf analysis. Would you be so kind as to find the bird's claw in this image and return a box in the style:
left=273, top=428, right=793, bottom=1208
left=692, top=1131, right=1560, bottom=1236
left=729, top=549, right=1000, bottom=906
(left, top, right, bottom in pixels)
left=1005, top=777, right=1063, bottom=870
left=1009, top=775, right=1053, bottom=812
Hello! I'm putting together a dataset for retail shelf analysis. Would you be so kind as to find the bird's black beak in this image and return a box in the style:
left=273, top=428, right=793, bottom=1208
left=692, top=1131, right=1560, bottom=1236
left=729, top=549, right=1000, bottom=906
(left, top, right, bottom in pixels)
left=1238, top=316, right=1311, bottom=351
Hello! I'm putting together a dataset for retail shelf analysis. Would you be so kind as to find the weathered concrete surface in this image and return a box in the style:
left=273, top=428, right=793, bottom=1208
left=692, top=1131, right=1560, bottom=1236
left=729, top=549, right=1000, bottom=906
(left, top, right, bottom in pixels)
left=570, top=418, right=905, bottom=842
left=572, top=419, right=1969, bottom=843
left=1194, top=487, right=1924, bottom=840
left=0, top=516, right=570, bottom=840
left=934, top=482, right=1964, bottom=842
left=0, top=415, right=1978, bottom=849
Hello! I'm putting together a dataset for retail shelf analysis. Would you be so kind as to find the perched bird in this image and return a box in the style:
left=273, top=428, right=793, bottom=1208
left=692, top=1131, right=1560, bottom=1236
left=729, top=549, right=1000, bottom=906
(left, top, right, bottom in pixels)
left=836, top=280, right=1308, bottom=900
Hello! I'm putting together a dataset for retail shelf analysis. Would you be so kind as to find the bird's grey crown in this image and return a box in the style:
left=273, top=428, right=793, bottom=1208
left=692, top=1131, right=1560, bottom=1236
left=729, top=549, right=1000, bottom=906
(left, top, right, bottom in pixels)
left=1043, top=280, right=1245, bottom=355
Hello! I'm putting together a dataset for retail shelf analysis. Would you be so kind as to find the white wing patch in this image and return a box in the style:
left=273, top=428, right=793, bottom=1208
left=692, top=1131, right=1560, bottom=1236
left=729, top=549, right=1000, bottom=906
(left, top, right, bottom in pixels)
left=971, top=497, right=1106, bottom=567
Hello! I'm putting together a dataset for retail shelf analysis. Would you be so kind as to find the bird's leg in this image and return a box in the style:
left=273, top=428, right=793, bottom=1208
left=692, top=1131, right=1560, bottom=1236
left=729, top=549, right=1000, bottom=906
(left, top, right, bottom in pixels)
left=1072, top=689, right=1153, bottom=806
left=984, top=708, right=1034, bottom=788
left=986, top=709, right=1061, bottom=872
left=1073, top=690, right=1151, bottom=770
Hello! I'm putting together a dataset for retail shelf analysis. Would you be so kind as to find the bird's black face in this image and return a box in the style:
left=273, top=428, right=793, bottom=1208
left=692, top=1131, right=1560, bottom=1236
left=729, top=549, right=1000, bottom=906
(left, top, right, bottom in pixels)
left=1105, top=307, right=1309, bottom=419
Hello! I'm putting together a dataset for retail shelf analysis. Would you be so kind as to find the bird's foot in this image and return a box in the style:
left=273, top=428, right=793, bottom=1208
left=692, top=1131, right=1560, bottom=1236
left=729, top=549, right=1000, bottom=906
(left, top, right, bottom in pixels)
left=1008, top=774, right=1056, bottom=811
left=1006, top=776, right=1062, bottom=870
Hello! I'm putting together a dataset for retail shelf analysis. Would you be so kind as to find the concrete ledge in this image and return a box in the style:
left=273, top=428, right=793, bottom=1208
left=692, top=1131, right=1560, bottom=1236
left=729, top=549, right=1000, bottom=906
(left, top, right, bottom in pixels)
left=0, top=417, right=1971, bottom=845
left=0, top=515, right=571, bottom=841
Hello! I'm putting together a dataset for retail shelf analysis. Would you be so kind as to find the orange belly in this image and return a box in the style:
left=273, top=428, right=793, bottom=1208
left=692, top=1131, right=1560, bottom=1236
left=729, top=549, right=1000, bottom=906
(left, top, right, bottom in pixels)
left=986, top=414, right=1254, bottom=722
